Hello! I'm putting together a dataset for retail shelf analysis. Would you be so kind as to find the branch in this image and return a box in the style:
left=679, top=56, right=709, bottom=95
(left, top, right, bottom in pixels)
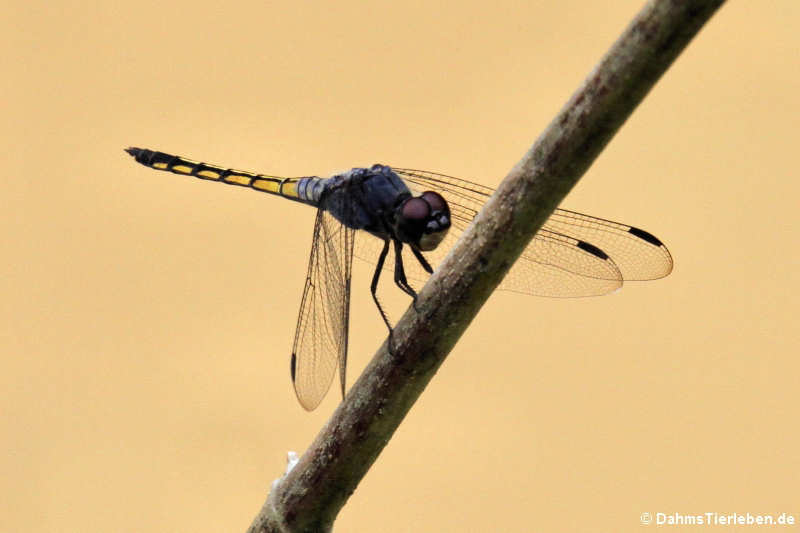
left=249, top=1, right=726, bottom=531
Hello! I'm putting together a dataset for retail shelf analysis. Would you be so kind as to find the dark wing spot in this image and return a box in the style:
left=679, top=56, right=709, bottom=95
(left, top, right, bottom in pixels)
left=577, top=240, right=609, bottom=260
left=628, top=226, right=664, bottom=246
left=290, top=353, right=297, bottom=382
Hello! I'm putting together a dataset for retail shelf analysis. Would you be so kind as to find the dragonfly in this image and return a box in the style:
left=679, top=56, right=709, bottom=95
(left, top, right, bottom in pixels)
left=126, top=147, right=673, bottom=410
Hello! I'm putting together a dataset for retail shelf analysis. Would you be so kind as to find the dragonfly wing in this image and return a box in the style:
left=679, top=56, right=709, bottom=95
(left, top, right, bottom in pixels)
left=291, top=208, right=355, bottom=411
left=391, top=167, right=671, bottom=297
left=500, top=229, right=623, bottom=296
left=541, top=209, right=673, bottom=281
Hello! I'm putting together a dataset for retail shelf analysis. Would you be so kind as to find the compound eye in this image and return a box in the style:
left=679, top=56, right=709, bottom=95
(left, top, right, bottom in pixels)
left=401, top=197, right=431, bottom=221
left=421, top=191, right=447, bottom=213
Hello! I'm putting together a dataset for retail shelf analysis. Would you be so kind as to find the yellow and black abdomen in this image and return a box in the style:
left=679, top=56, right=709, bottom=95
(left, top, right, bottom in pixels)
left=125, top=147, right=317, bottom=205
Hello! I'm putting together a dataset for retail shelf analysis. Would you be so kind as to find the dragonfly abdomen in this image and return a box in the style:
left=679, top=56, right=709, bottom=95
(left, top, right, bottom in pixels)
left=125, top=147, right=319, bottom=205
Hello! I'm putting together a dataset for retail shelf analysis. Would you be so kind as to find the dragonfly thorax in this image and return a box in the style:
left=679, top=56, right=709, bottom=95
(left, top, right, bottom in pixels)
left=322, top=164, right=451, bottom=252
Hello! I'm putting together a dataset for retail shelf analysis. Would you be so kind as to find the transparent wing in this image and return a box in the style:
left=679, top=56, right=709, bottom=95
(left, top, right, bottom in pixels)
left=360, top=167, right=674, bottom=298
left=291, top=208, right=354, bottom=411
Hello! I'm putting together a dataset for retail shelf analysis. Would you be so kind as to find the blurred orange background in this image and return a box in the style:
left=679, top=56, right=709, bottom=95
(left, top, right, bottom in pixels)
left=2, top=1, right=798, bottom=531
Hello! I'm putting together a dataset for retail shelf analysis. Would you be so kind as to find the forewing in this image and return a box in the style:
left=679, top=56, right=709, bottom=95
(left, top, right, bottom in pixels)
left=291, top=208, right=354, bottom=411
left=541, top=209, right=673, bottom=281
left=390, top=167, right=672, bottom=297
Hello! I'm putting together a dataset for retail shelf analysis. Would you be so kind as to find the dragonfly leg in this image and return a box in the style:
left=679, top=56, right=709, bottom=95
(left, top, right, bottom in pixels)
left=406, top=245, right=435, bottom=312
left=370, top=239, right=393, bottom=334
left=392, top=240, right=420, bottom=310
left=410, top=246, right=434, bottom=274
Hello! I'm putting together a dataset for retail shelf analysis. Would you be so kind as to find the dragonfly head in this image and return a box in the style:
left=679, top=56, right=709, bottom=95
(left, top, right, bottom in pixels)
left=395, top=191, right=451, bottom=251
